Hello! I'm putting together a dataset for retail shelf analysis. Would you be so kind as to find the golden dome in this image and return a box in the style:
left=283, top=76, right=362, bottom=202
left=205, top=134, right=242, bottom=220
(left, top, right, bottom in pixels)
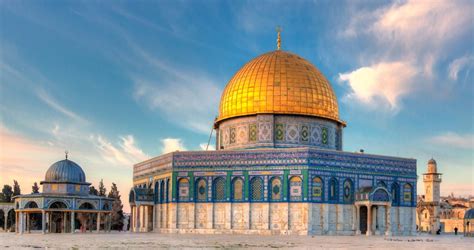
left=217, top=50, right=343, bottom=125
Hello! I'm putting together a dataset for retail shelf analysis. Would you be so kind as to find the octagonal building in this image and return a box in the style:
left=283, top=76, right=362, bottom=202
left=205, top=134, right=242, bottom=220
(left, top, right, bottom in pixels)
left=129, top=36, right=417, bottom=236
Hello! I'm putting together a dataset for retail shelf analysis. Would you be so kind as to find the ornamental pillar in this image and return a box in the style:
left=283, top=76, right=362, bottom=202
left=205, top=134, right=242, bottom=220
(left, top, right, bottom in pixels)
left=385, top=205, right=392, bottom=236
left=4, top=212, right=7, bottom=231
left=97, top=212, right=101, bottom=233
left=355, top=205, right=361, bottom=235
left=26, top=212, right=30, bottom=233
left=19, top=212, right=23, bottom=235
left=42, top=210, right=46, bottom=234
left=71, top=211, right=75, bottom=233
left=63, top=212, right=67, bottom=233
left=366, top=205, right=372, bottom=236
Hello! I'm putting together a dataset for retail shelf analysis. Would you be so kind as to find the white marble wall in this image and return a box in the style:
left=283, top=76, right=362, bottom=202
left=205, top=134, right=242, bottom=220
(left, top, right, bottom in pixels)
left=145, top=202, right=416, bottom=236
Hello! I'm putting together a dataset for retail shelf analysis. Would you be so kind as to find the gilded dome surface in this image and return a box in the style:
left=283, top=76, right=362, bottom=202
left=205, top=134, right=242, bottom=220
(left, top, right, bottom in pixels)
left=217, top=50, right=342, bottom=124
left=44, top=159, right=86, bottom=183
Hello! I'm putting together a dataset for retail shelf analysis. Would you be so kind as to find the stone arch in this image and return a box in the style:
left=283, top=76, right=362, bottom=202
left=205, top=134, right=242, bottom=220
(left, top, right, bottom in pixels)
left=48, top=200, right=69, bottom=209
left=78, top=202, right=95, bottom=210
left=231, top=177, right=244, bottom=201
left=289, top=176, right=303, bottom=201
left=6, top=209, right=15, bottom=230
left=24, top=201, right=39, bottom=209
left=370, top=187, right=391, bottom=202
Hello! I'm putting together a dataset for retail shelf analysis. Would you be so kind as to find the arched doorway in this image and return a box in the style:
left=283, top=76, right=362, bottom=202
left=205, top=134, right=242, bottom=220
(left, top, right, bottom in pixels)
left=360, top=206, right=368, bottom=234
left=49, top=201, right=68, bottom=233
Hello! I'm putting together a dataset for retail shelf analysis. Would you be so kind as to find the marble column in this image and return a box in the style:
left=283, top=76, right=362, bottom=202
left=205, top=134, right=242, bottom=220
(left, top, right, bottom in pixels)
left=385, top=205, right=392, bottom=236
left=19, top=212, right=23, bottom=235
left=144, top=206, right=149, bottom=231
left=366, top=205, right=372, bottom=236
left=26, top=213, right=30, bottom=233
left=355, top=205, right=361, bottom=235
left=96, top=213, right=101, bottom=233
left=42, top=210, right=46, bottom=234
left=63, top=212, right=67, bottom=233
left=152, top=205, right=156, bottom=231
left=136, top=205, right=141, bottom=232
left=71, top=211, right=75, bottom=233
left=4, top=213, right=7, bottom=231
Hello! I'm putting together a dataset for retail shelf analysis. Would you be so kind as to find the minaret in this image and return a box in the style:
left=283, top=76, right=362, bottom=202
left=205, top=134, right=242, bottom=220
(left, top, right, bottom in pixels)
left=423, top=158, right=442, bottom=202
left=423, top=158, right=442, bottom=234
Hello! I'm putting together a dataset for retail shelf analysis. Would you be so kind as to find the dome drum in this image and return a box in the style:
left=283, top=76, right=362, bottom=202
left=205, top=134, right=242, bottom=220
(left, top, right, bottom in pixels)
left=216, top=114, right=343, bottom=151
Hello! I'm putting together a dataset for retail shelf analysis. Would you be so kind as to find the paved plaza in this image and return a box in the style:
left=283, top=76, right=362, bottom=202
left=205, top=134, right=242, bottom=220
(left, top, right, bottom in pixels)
left=1, top=232, right=472, bottom=249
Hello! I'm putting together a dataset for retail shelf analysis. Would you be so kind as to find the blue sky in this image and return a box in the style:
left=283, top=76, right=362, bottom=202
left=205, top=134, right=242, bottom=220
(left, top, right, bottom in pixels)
left=1, top=0, right=473, bottom=210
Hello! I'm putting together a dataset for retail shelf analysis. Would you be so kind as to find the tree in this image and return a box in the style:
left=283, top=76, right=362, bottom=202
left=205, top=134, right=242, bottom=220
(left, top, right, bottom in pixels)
left=1, top=185, right=13, bottom=202
left=98, top=179, right=106, bottom=197
left=32, top=182, right=40, bottom=194
left=89, top=186, right=99, bottom=196
left=13, top=180, right=21, bottom=196
left=108, top=183, right=124, bottom=231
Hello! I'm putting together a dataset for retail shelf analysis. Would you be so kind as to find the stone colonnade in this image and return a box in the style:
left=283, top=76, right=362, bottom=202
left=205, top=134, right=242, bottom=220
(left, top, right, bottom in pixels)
left=16, top=210, right=112, bottom=234
left=131, top=202, right=416, bottom=235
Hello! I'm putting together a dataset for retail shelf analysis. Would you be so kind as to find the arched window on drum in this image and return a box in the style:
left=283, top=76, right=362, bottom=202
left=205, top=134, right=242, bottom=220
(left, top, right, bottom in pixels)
left=196, top=178, right=207, bottom=201
left=178, top=178, right=190, bottom=201
left=232, top=177, right=244, bottom=201
left=269, top=177, right=282, bottom=201
left=289, top=176, right=303, bottom=201
left=213, top=177, right=226, bottom=201
left=403, top=183, right=413, bottom=205
left=343, top=178, right=354, bottom=203
left=391, top=182, right=400, bottom=206
left=250, top=177, right=263, bottom=201
left=329, top=178, right=338, bottom=201
left=312, top=177, right=323, bottom=202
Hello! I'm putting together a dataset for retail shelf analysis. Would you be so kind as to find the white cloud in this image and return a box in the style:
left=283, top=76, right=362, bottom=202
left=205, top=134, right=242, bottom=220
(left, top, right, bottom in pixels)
left=339, top=0, right=473, bottom=110
left=160, top=138, right=187, bottom=154
left=199, top=143, right=215, bottom=151
left=448, top=55, right=474, bottom=80
left=429, top=132, right=473, bottom=150
left=339, top=61, right=417, bottom=109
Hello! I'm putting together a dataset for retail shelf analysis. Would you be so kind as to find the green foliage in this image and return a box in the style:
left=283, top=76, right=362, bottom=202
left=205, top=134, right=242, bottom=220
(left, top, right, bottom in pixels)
left=108, top=183, right=125, bottom=230
left=13, top=180, right=21, bottom=196
left=89, top=186, right=99, bottom=196
left=32, top=182, right=40, bottom=194
left=98, top=179, right=106, bottom=197
left=1, top=185, right=13, bottom=202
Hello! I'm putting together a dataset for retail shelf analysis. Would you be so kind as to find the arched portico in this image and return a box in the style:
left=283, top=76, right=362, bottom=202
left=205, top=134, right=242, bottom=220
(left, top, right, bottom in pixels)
left=355, top=187, right=392, bottom=236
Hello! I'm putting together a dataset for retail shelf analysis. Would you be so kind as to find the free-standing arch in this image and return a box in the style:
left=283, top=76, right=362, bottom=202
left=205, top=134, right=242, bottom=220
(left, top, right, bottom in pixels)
left=24, top=201, right=39, bottom=209
left=78, top=202, right=95, bottom=210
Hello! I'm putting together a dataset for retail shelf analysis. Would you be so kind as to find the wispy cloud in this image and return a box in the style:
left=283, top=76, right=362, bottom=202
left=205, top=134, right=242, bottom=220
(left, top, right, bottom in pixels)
left=92, top=134, right=149, bottom=166
left=36, top=88, right=89, bottom=124
left=129, top=44, right=221, bottom=134
left=160, top=138, right=186, bottom=154
left=428, top=132, right=473, bottom=150
left=448, top=55, right=474, bottom=81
